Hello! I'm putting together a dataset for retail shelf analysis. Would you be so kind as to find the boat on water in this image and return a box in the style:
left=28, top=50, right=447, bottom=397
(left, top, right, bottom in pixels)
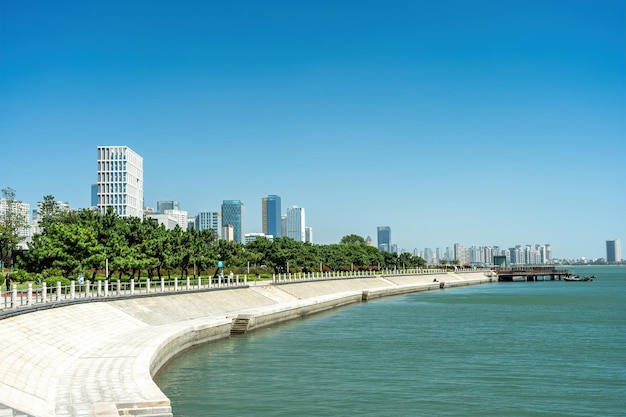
left=564, top=274, right=596, bottom=282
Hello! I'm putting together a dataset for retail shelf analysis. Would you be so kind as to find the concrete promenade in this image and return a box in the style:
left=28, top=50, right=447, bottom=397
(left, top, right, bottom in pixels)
left=0, top=271, right=495, bottom=417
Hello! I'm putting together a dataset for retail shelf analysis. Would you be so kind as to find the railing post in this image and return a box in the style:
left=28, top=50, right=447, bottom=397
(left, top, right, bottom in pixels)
left=146, top=278, right=151, bottom=293
left=161, top=277, right=165, bottom=292
left=97, top=280, right=102, bottom=297
left=174, top=277, right=178, bottom=292
left=130, top=278, right=135, bottom=295
left=117, top=279, right=121, bottom=295
left=198, top=275, right=202, bottom=288
left=11, top=284, right=17, bottom=309
left=104, top=280, right=109, bottom=297
left=42, top=282, right=47, bottom=303
left=70, top=281, right=75, bottom=300
left=27, top=283, right=33, bottom=306
left=186, top=276, right=190, bottom=290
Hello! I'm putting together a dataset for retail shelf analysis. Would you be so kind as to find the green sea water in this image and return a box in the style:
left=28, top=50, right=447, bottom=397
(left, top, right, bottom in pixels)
left=155, top=266, right=626, bottom=416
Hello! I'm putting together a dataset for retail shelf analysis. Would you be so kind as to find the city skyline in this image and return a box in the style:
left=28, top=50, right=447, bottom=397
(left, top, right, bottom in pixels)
left=2, top=1, right=624, bottom=259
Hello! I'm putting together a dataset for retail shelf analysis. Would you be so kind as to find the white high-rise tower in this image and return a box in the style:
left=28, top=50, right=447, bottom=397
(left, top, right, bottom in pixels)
left=96, top=146, right=144, bottom=217
left=285, top=205, right=305, bottom=242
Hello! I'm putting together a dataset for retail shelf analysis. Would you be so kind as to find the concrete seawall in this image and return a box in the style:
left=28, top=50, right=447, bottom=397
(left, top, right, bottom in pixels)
left=0, top=271, right=495, bottom=417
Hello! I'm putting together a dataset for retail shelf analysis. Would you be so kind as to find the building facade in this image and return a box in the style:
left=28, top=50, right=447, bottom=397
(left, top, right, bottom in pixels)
left=96, top=146, right=143, bottom=217
left=285, top=206, right=305, bottom=242
left=377, top=226, right=391, bottom=252
left=262, top=195, right=282, bottom=238
left=157, top=201, right=180, bottom=214
left=606, top=239, right=622, bottom=263
left=221, top=200, right=245, bottom=243
left=195, top=212, right=221, bottom=238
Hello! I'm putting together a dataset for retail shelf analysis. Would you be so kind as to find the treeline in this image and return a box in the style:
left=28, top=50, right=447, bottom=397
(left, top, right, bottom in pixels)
left=14, top=198, right=426, bottom=281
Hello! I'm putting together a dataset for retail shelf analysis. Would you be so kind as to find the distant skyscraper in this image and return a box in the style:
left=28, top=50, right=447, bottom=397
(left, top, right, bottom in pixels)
left=281, top=215, right=287, bottom=237
left=377, top=226, right=391, bottom=252
left=305, top=227, right=313, bottom=243
left=285, top=206, right=305, bottom=242
left=262, top=195, right=282, bottom=238
left=96, top=146, right=143, bottom=217
left=606, top=239, right=621, bottom=263
left=221, top=200, right=245, bottom=243
left=196, top=212, right=221, bottom=238
left=157, top=201, right=180, bottom=214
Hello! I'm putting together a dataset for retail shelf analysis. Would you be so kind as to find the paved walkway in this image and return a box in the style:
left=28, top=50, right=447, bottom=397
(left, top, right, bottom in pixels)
left=0, top=272, right=494, bottom=416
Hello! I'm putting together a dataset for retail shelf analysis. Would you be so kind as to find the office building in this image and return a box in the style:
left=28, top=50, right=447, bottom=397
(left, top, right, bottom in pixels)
left=305, top=227, right=313, bottom=243
left=196, top=212, right=221, bottom=238
left=245, top=233, right=269, bottom=244
left=285, top=205, right=305, bottom=242
left=222, top=224, right=234, bottom=242
left=606, top=239, right=622, bottom=263
left=377, top=226, right=391, bottom=252
left=157, top=201, right=180, bottom=214
left=163, top=209, right=188, bottom=229
left=221, top=200, right=245, bottom=243
left=262, top=195, right=282, bottom=238
left=96, top=146, right=143, bottom=217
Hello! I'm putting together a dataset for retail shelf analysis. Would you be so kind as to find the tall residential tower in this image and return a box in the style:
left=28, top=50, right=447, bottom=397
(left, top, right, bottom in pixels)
left=96, top=146, right=143, bottom=217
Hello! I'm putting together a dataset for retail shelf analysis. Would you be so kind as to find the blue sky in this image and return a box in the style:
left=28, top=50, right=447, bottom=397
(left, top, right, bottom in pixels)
left=1, top=0, right=624, bottom=259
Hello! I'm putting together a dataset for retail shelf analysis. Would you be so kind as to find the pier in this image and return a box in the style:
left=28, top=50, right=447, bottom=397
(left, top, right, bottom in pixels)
left=495, top=266, right=571, bottom=282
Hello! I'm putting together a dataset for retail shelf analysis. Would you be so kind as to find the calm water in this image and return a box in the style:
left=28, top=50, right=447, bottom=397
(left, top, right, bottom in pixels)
left=156, top=266, right=626, bottom=416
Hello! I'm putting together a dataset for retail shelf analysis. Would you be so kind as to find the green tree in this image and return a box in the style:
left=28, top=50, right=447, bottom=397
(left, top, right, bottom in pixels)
left=339, top=234, right=367, bottom=246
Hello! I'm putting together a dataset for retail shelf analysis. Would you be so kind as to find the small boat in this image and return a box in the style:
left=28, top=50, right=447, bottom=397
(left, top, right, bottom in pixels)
left=564, top=275, right=582, bottom=281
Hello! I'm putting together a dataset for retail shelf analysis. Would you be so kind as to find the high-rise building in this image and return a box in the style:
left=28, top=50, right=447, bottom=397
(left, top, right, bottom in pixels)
left=305, top=227, right=313, bottom=243
left=454, top=243, right=469, bottom=265
left=285, top=205, right=305, bottom=242
left=606, top=239, right=622, bottom=263
left=281, top=215, right=287, bottom=237
left=221, top=200, right=245, bottom=243
left=157, top=201, right=180, bottom=214
left=0, top=198, right=30, bottom=243
left=262, top=195, right=282, bottom=238
left=96, top=146, right=143, bottom=217
left=377, top=226, right=391, bottom=252
left=196, top=212, right=221, bottom=238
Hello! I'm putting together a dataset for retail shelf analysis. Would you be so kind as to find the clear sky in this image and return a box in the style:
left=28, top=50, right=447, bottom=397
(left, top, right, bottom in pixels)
left=1, top=0, right=624, bottom=260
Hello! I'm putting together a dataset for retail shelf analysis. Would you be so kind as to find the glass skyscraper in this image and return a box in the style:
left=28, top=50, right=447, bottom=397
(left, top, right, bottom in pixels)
left=606, top=239, right=622, bottom=263
left=221, top=200, right=245, bottom=243
left=377, top=226, right=391, bottom=252
left=262, top=195, right=282, bottom=238
left=285, top=205, right=305, bottom=242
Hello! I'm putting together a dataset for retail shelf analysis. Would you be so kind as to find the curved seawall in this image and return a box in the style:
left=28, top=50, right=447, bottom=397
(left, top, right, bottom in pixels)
left=0, top=271, right=494, bottom=417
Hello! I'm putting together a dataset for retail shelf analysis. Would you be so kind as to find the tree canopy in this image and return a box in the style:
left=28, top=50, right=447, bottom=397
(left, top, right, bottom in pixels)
left=16, top=195, right=426, bottom=279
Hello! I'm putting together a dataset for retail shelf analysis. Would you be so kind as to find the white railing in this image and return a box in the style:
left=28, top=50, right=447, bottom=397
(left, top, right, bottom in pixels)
left=0, top=267, right=487, bottom=315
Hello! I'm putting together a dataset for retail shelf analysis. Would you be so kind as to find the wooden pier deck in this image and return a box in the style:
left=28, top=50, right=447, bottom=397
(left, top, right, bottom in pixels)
left=495, top=266, right=571, bottom=282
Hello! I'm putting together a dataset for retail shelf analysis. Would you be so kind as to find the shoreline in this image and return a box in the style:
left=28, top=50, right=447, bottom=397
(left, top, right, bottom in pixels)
left=0, top=271, right=494, bottom=417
